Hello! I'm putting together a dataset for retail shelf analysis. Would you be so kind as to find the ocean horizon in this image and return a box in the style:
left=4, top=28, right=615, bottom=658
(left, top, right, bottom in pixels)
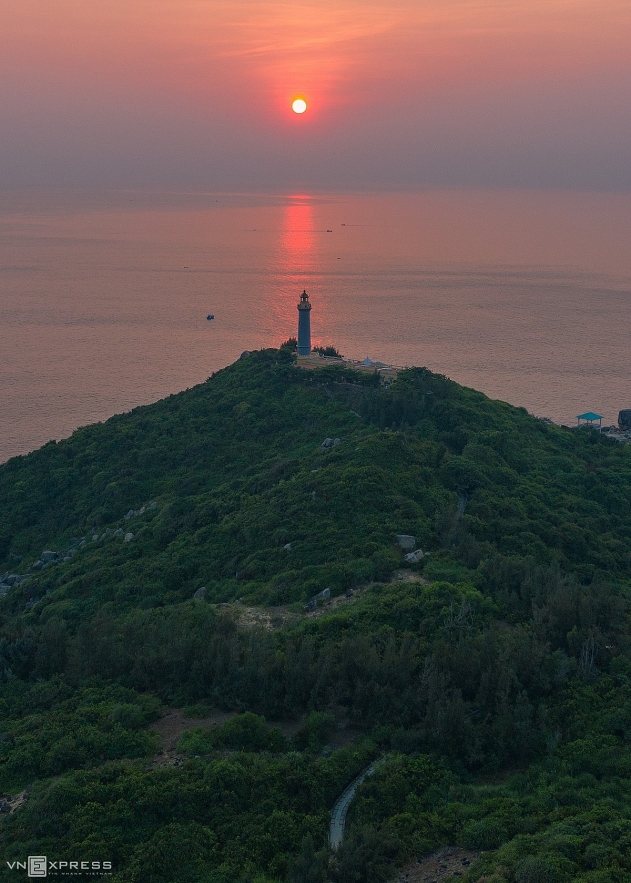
left=1, top=187, right=630, bottom=463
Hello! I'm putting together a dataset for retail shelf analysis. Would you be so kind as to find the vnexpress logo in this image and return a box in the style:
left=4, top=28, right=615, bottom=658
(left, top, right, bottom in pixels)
left=28, top=857, right=47, bottom=878
left=7, top=856, right=112, bottom=877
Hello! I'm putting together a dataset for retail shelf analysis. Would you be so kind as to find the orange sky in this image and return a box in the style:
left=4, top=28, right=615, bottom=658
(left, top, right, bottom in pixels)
left=1, top=0, right=630, bottom=188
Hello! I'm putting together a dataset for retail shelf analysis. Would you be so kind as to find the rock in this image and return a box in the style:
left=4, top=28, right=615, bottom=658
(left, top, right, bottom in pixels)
left=283, top=543, right=292, bottom=551
left=40, top=551, right=57, bottom=562
left=149, top=501, right=157, bottom=509
left=333, top=438, right=341, bottom=446
left=123, top=533, right=134, bottom=543
left=619, top=410, right=631, bottom=431
left=114, top=528, right=124, bottom=537
left=311, top=490, right=317, bottom=500
left=239, top=351, right=251, bottom=360
left=404, top=549, right=424, bottom=564
left=92, top=534, right=99, bottom=542
left=125, top=509, right=135, bottom=519
left=5, top=575, right=21, bottom=586
left=304, top=588, right=331, bottom=611
left=67, top=548, right=77, bottom=556
left=79, top=540, right=86, bottom=548
left=32, top=561, right=44, bottom=571
left=139, top=506, right=146, bottom=514
left=321, top=438, right=334, bottom=448
left=396, top=534, right=416, bottom=550
left=99, top=533, right=108, bottom=541
left=63, top=556, right=72, bottom=563
left=193, top=587, right=206, bottom=600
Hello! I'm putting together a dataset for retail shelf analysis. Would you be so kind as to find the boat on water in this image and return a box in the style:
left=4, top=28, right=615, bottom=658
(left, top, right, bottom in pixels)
left=207, top=314, right=214, bottom=320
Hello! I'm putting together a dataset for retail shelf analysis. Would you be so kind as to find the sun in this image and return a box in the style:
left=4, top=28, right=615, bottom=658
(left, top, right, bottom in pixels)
left=292, top=98, right=307, bottom=114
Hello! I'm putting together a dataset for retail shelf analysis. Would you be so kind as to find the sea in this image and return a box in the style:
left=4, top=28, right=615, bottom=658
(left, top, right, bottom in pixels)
left=1, top=188, right=630, bottom=463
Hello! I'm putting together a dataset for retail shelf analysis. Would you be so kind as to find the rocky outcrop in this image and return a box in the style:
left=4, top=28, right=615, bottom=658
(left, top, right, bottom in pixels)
left=321, top=438, right=341, bottom=449
left=304, top=587, right=331, bottom=612
left=125, top=502, right=157, bottom=519
left=0, top=573, right=29, bottom=596
left=619, top=410, right=631, bottom=431
left=404, top=549, right=425, bottom=564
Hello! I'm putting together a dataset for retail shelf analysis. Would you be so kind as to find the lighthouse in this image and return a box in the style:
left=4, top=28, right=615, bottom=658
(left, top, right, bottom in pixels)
left=297, top=290, right=312, bottom=355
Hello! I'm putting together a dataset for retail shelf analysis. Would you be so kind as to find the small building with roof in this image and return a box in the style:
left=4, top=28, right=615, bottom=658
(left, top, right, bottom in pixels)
left=577, top=412, right=603, bottom=430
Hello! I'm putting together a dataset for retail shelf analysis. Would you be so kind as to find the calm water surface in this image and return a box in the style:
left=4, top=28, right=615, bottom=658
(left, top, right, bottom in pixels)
left=1, top=189, right=630, bottom=462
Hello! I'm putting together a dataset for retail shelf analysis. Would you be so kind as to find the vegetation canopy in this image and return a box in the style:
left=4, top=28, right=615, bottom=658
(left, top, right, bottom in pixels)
left=0, top=348, right=630, bottom=882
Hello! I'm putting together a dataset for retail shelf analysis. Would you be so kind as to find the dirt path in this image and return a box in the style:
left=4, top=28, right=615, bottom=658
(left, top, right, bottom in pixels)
left=388, top=847, right=478, bottom=883
left=148, top=708, right=360, bottom=766
left=149, top=708, right=234, bottom=766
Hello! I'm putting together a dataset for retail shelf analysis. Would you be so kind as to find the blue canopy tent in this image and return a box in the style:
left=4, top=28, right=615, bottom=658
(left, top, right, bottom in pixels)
left=577, top=411, right=603, bottom=430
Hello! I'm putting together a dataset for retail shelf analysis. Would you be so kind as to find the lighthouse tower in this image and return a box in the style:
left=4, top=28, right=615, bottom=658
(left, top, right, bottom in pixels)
left=297, top=290, right=312, bottom=355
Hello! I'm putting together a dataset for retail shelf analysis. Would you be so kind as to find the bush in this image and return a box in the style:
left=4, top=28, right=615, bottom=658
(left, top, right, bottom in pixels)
left=514, top=855, right=561, bottom=883
left=178, top=713, right=287, bottom=755
left=292, top=713, right=336, bottom=752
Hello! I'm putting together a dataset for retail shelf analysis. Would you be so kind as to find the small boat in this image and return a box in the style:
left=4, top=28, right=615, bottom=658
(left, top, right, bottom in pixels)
left=206, top=314, right=214, bottom=320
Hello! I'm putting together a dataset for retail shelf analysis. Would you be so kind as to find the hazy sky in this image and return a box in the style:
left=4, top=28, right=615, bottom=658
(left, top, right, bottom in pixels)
left=1, top=0, right=630, bottom=190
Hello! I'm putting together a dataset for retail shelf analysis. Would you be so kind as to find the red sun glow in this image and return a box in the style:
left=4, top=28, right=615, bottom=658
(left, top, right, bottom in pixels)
left=292, top=98, right=307, bottom=114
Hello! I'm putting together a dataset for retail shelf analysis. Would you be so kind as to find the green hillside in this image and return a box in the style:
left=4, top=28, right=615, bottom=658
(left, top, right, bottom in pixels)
left=0, top=348, right=630, bottom=883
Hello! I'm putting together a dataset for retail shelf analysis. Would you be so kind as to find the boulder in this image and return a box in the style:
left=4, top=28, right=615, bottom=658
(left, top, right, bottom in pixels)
left=321, top=438, right=334, bottom=448
left=123, top=533, right=134, bottom=543
left=124, top=509, right=135, bottom=519
left=283, top=543, right=292, bottom=551
left=40, top=551, right=57, bottom=562
left=396, top=535, right=416, bottom=550
left=193, top=587, right=207, bottom=600
left=114, top=528, right=124, bottom=537
left=92, top=535, right=99, bottom=542
left=149, top=501, right=157, bottom=509
left=619, top=410, right=631, bottom=431
left=239, top=351, right=251, bottom=360
left=332, top=438, right=341, bottom=446
left=404, top=549, right=424, bottom=564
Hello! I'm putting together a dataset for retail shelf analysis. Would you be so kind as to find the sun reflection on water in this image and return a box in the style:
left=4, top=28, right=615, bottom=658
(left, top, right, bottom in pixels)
left=267, top=196, right=319, bottom=343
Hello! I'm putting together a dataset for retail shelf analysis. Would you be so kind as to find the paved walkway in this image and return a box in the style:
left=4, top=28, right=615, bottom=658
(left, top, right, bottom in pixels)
left=329, top=758, right=384, bottom=850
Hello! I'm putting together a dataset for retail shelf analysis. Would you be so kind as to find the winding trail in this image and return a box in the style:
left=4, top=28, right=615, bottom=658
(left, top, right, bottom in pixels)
left=329, top=758, right=384, bottom=850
